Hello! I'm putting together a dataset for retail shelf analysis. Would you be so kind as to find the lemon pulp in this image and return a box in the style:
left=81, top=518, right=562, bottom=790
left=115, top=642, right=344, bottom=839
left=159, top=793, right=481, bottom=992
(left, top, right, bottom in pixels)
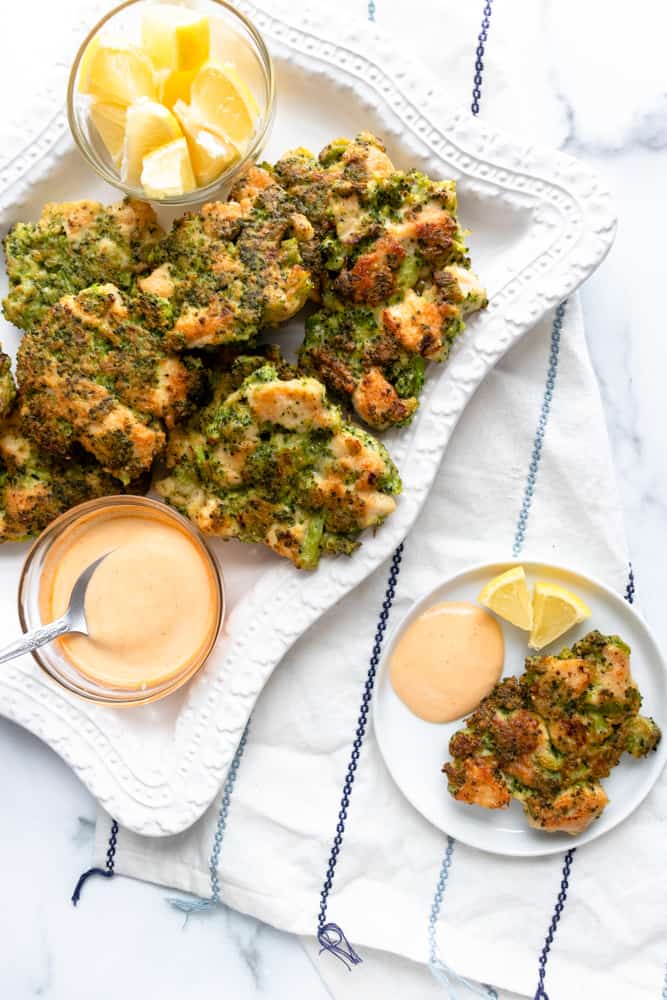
left=478, top=566, right=533, bottom=630
left=529, top=582, right=592, bottom=650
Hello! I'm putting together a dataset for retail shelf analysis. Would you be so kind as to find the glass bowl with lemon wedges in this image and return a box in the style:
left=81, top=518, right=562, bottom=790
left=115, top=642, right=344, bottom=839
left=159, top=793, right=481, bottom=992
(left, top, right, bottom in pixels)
left=68, top=0, right=275, bottom=204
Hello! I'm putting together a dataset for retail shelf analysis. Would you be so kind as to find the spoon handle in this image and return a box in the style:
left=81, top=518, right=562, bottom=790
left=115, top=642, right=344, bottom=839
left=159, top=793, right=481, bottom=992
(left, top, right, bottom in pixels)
left=0, top=617, right=72, bottom=665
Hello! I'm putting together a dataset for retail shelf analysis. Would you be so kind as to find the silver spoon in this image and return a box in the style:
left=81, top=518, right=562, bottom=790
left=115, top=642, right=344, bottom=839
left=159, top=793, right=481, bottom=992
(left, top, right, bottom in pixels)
left=0, top=551, right=113, bottom=665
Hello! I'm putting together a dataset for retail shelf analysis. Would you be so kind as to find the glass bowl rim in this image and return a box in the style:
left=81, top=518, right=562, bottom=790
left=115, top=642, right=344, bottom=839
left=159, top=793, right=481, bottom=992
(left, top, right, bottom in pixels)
left=18, top=494, right=226, bottom=707
left=66, top=0, right=276, bottom=206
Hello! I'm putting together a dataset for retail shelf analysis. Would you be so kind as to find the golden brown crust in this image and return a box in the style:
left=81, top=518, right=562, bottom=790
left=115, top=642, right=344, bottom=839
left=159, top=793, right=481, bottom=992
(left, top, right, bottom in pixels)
left=444, top=633, right=661, bottom=835
left=351, top=368, right=416, bottom=429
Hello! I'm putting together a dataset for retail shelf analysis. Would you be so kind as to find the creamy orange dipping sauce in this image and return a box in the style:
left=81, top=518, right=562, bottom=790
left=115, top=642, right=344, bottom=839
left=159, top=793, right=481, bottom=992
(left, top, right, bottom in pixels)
left=390, top=601, right=504, bottom=723
left=39, top=504, right=221, bottom=691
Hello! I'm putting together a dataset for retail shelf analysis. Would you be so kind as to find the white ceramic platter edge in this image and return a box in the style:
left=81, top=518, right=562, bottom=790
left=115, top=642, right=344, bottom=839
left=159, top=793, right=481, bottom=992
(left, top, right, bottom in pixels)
left=0, top=2, right=617, bottom=835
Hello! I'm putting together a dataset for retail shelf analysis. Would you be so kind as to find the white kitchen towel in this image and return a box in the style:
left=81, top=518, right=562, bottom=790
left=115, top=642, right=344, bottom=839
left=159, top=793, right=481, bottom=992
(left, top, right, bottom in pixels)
left=96, top=297, right=666, bottom=1000
left=89, top=3, right=666, bottom=999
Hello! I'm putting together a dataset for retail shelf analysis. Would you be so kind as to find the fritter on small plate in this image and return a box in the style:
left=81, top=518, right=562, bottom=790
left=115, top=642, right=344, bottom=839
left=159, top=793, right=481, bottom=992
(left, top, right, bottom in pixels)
left=0, top=403, right=127, bottom=543
left=3, top=198, right=162, bottom=331
left=16, top=284, right=203, bottom=483
left=443, top=631, right=661, bottom=835
left=154, top=358, right=401, bottom=569
left=274, top=132, right=487, bottom=429
left=138, top=166, right=315, bottom=350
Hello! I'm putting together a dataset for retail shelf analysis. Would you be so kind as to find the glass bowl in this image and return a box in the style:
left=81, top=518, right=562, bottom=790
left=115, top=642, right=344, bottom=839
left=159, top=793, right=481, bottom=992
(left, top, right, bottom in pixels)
left=67, top=0, right=275, bottom=206
left=18, top=495, right=225, bottom=706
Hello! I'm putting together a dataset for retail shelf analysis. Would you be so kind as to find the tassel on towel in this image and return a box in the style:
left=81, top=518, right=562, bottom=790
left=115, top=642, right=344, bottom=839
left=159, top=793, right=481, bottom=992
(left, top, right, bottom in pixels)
left=430, top=959, right=498, bottom=999
left=317, top=923, right=363, bottom=970
left=166, top=896, right=217, bottom=922
left=71, top=866, right=114, bottom=906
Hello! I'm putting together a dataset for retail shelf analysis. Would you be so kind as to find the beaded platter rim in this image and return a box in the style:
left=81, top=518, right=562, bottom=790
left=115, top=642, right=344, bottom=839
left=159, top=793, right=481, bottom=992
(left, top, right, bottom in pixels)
left=0, top=1, right=617, bottom=835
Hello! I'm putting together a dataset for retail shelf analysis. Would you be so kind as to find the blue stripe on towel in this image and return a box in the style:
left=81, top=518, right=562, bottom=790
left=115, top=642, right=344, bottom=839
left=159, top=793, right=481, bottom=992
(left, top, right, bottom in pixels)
left=429, top=302, right=568, bottom=992
left=533, top=848, right=576, bottom=1000
left=317, top=543, right=405, bottom=968
left=428, top=837, right=498, bottom=998
left=166, top=720, right=251, bottom=917
left=71, top=818, right=118, bottom=905
left=531, top=561, right=637, bottom=999
left=512, top=302, right=566, bottom=558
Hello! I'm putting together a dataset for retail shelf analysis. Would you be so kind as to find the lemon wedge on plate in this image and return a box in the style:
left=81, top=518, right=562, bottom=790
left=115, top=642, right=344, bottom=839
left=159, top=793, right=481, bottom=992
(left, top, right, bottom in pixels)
left=121, top=99, right=182, bottom=186
left=173, top=100, right=239, bottom=186
left=190, top=63, right=257, bottom=144
left=478, top=566, right=533, bottom=630
left=141, top=136, right=196, bottom=198
left=79, top=36, right=156, bottom=105
left=141, top=4, right=210, bottom=72
left=529, top=582, right=592, bottom=651
left=89, top=101, right=126, bottom=166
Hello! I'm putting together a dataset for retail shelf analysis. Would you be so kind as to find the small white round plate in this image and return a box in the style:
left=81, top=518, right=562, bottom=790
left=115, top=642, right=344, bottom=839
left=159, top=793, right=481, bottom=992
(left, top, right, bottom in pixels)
left=373, top=560, right=667, bottom=857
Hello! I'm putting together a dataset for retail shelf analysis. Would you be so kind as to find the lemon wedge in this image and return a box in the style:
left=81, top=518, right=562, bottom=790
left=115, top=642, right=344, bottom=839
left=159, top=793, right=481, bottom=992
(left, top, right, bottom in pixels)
left=140, top=136, right=196, bottom=198
left=79, top=36, right=156, bottom=105
left=190, top=62, right=257, bottom=144
left=89, top=101, right=126, bottom=166
left=121, top=99, right=183, bottom=186
left=478, top=566, right=533, bottom=630
left=157, top=68, right=195, bottom=108
left=529, top=582, right=592, bottom=651
left=218, top=63, right=259, bottom=118
left=173, top=100, right=239, bottom=186
left=141, top=4, right=210, bottom=72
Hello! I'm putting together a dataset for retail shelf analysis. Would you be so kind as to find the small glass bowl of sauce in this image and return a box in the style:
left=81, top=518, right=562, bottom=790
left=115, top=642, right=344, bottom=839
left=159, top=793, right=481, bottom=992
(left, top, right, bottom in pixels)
left=18, top=496, right=224, bottom=706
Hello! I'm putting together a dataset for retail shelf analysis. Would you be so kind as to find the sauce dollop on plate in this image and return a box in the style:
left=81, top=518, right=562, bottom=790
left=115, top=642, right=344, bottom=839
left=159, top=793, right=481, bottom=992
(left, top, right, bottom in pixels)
left=390, top=600, right=504, bottom=723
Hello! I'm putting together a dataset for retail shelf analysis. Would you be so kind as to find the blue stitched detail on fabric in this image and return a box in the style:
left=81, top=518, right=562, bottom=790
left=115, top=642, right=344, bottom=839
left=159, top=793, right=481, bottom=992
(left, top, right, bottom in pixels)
left=427, top=3, right=503, bottom=993
left=317, top=543, right=404, bottom=967
left=471, top=0, right=493, bottom=115
left=428, top=837, right=498, bottom=998
left=623, top=567, right=667, bottom=1000
left=532, top=561, right=636, bottom=998
left=512, top=301, right=567, bottom=558
left=71, top=819, right=118, bottom=906
left=165, top=720, right=251, bottom=918
left=367, top=0, right=376, bottom=22
left=533, top=848, right=576, bottom=1000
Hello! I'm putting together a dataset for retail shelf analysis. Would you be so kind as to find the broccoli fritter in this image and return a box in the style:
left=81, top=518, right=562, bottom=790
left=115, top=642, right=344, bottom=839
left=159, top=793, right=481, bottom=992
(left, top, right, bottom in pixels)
left=3, top=198, right=163, bottom=331
left=0, top=409, right=127, bottom=542
left=154, top=361, right=401, bottom=569
left=0, top=351, right=16, bottom=417
left=274, top=132, right=487, bottom=429
left=138, top=166, right=315, bottom=350
left=16, top=284, right=203, bottom=483
left=443, top=631, right=661, bottom=835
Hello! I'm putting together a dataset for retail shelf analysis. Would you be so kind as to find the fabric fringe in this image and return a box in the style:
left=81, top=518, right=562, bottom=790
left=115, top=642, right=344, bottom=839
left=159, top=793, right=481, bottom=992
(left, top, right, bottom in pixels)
left=166, top=896, right=217, bottom=915
left=317, top=923, right=363, bottom=971
left=429, top=959, right=498, bottom=999
left=71, top=866, right=114, bottom=906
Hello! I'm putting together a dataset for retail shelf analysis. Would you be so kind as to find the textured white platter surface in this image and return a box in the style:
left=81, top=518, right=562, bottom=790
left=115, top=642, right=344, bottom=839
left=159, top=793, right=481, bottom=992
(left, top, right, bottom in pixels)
left=0, top=4, right=617, bottom=835
left=374, top=561, right=667, bottom=857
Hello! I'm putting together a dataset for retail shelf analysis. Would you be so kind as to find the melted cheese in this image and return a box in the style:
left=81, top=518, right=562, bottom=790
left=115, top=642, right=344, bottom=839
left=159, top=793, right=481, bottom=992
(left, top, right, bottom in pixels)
left=247, top=378, right=335, bottom=430
left=139, top=263, right=175, bottom=299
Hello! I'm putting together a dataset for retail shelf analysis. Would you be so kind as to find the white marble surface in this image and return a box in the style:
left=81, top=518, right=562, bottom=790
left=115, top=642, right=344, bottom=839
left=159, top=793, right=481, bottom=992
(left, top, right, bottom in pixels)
left=1, top=0, right=665, bottom=997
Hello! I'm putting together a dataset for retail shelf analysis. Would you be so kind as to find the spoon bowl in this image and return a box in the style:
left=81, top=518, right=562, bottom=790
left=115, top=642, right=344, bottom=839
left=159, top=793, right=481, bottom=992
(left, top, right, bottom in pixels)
left=0, top=551, right=112, bottom=666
